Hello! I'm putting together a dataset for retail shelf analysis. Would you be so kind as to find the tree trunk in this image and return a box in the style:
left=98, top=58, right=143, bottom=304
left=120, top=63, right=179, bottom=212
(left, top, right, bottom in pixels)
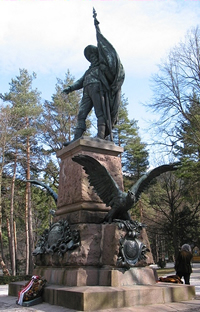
left=0, top=148, right=9, bottom=274
left=0, top=254, right=10, bottom=276
left=25, top=182, right=29, bottom=275
left=26, top=132, right=34, bottom=274
left=10, top=152, right=17, bottom=275
left=173, top=226, right=179, bottom=257
left=0, top=149, right=4, bottom=266
left=68, top=115, right=71, bottom=142
left=14, top=221, right=18, bottom=274
left=6, top=218, right=11, bottom=272
left=0, top=232, right=4, bottom=264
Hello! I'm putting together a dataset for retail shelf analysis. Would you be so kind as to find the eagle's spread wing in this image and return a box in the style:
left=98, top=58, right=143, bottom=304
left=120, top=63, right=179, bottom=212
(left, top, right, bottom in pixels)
left=72, top=155, right=122, bottom=208
left=27, top=180, right=58, bottom=204
left=130, top=163, right=180, bottom=202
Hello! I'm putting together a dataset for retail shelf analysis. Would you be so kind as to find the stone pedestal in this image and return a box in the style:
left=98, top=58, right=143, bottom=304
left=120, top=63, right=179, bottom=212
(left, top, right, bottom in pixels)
left=34, top=138, right=153, bottom=271
left=56, top=136, right=124, bottom=224
left=33, top=223, right=153, bottom=269
left=32, top=266, right=158, bottom=287
left=9, top=137, right=196, bottom=311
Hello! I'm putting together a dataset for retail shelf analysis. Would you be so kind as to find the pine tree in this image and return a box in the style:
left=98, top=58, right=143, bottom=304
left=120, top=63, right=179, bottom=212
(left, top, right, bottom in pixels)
left=1, top=69, right=42, bottom=275
left=113, top=95, right=149, bottom=179
left=40, top=71, right=82, bottom=154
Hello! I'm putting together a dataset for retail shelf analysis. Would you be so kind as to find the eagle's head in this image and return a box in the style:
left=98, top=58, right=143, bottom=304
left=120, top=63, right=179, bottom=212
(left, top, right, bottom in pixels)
left=127, top=190, right=136, bottom=205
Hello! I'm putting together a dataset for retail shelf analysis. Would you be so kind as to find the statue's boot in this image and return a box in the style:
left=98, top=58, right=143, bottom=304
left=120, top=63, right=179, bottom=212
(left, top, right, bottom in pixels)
left=97, top=124, right=106, bottom=139
left=63, top=128, right=85, bottom=146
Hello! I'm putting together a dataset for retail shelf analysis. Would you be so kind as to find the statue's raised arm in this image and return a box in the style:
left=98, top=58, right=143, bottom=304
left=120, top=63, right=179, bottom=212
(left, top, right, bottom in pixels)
left=93, top=9, right=125, bottom=135
left=93, top=8, right=101, bottom=33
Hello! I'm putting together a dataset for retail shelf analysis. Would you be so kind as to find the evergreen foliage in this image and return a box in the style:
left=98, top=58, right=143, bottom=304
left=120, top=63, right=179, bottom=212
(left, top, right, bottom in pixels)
left=113, top=94, right=149, bottom=179
left=39, top=71, right=82, bottom=154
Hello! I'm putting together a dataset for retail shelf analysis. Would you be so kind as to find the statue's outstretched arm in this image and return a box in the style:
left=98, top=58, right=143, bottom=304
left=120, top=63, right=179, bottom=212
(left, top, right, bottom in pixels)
left=62, top=75, right=84, bottom=94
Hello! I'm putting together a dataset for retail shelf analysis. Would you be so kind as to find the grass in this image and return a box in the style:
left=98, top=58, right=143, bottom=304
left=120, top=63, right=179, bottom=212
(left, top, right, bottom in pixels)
left=156, top=267, right=175, bottom=277
left=0, top=275, right=31, bottom=285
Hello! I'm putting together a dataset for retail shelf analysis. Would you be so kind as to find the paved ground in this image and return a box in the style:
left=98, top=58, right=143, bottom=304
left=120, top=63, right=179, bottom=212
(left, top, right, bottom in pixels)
left=0, top=263, right=200, bottom=312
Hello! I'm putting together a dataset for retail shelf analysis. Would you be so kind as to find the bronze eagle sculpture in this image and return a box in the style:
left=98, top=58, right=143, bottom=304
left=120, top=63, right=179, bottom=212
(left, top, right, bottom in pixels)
left=72, top=154, right=180, bottom=222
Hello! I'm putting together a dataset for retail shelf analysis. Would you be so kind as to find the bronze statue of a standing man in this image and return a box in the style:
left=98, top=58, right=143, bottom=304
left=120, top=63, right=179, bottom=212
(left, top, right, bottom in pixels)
left=62, top=9, right=125, bottom=146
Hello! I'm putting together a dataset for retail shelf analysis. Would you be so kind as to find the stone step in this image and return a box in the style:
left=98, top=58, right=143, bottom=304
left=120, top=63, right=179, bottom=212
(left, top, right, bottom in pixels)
left=32, top=266, right=158, bottom=287
left=9, top=281, right=195, bottom=311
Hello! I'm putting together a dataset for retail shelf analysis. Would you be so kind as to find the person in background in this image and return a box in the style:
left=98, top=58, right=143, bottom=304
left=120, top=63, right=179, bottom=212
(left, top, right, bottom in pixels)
left=175, top=244, right=193, bottom=284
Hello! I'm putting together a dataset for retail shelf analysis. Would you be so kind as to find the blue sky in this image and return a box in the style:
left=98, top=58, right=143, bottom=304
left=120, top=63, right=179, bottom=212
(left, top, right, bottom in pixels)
left=1, top=0, right=200, bottom=164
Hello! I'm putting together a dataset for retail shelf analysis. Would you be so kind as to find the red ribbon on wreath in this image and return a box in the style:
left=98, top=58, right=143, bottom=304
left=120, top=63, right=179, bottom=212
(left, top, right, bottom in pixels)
left=17, top=275, right=45, bottom=305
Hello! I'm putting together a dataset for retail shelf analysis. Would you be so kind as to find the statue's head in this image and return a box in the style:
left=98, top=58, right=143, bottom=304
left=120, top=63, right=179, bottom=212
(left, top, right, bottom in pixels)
left=84, top=45, right=98, bottom=63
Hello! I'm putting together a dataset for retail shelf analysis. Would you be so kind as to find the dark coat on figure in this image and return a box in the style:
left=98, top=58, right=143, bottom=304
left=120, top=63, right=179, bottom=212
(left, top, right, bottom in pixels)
left=175, top=250, right=193, bottom=274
